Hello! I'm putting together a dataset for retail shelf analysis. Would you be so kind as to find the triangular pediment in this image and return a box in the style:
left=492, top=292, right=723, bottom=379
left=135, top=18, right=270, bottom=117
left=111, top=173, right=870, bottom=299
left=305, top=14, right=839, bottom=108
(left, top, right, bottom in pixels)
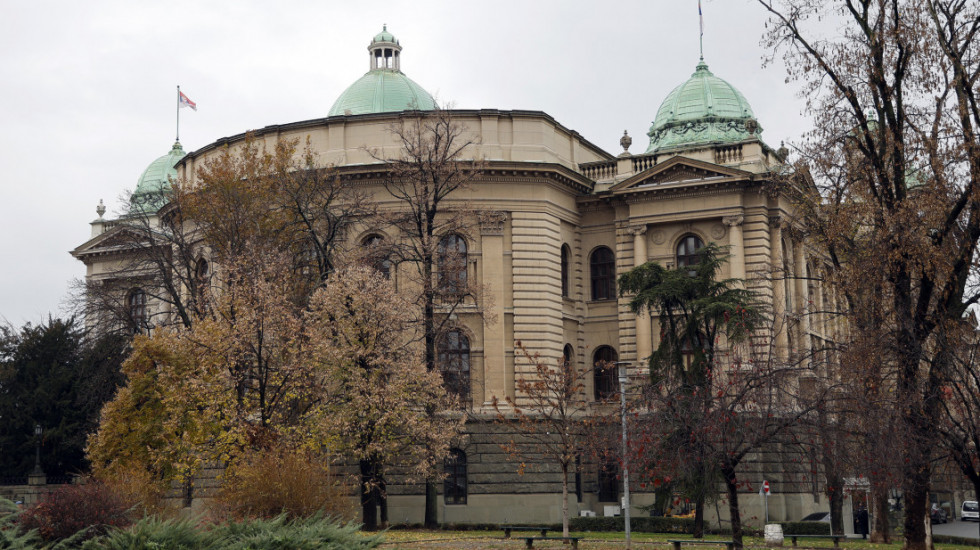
left=609, top=156, right=752, bottom=193
left=71, top=224, right=162, bottom=260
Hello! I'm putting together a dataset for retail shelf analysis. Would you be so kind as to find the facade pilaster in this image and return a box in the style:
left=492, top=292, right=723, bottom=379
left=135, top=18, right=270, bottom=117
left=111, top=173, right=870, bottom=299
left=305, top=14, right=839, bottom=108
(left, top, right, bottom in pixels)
left=723, top=215, right=746, bottom=282
left=770, top=215, right=788, bottom=359
left=632, top=225, right=652, bottom=364
left=479, top=212, right=507, bottom=410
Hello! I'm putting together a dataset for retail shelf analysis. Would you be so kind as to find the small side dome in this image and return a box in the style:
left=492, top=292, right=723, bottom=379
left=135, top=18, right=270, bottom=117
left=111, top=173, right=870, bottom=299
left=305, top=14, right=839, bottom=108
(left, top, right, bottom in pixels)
left=328, top=26, right=437, bottom=117
left=646, top=60, right=762, bottom=153
left=130, top=142, right=185, bottom=213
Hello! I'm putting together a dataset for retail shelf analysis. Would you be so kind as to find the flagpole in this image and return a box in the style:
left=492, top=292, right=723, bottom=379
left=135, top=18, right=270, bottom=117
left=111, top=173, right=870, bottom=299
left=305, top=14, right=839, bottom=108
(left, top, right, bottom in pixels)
left=176, top=85, right=181, bottom=143
left=699, top=0, right=704, bottom=59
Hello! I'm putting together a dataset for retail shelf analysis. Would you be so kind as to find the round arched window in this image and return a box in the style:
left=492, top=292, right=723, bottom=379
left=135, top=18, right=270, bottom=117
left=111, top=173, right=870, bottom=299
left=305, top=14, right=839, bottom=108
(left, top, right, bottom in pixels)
left=676, top=235, right=705, bottom=268
left=590, top=247, right=615, bottom=301
left=593, top=345, right=619, bottom=400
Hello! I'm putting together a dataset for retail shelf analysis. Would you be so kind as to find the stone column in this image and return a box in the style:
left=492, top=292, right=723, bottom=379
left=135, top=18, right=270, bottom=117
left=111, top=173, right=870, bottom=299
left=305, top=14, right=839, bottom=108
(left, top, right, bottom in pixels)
left=479, top=212, right=507, bottom=411
left=633, top=226, right=652, bottom=363
left=723, top=215, right=745, bottom=282
left=770, top=215, right=788, bottom=360
left=793, top=240, right=811, bottom=357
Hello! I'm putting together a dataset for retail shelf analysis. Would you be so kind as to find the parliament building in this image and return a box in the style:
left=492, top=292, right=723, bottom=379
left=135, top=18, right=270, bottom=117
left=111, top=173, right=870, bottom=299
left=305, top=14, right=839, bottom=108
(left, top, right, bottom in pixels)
left=73, top=27, right=854, bottom=528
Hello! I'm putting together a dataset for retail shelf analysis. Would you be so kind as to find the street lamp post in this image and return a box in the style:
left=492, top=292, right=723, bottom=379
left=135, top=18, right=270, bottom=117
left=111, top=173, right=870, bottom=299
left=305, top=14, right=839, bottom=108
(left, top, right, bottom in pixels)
left=617, top=362, right=631, bottom=549
left=32, top=424, right=42, bottom=475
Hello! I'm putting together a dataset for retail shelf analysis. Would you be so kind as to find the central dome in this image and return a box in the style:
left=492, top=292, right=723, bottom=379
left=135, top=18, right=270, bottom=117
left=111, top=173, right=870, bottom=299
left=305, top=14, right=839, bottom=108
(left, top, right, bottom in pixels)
left=646, top=60, right=761, bottom=153
left=329, top=26, right=437, bottom=117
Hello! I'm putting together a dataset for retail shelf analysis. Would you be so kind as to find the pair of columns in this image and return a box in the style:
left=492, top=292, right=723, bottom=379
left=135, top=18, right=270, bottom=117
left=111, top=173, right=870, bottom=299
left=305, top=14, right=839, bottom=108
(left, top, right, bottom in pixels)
left=631, top=215, right=745, bottom=363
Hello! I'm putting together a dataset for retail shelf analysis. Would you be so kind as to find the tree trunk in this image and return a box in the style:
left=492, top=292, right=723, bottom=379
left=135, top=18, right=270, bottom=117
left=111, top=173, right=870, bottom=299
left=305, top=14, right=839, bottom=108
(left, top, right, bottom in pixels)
left=870, top=485, right=890, bottom=543
left=693, top=492, right=705, bottom=538
left=723, top=466, right=743, bottom=550
left=902, top=469, right=930, bottom=550
left=360, top=459, right=378, bottom=531
left=379, top=478, right=389, bottom=528
left=561, top=462, right=570, bottom=538
left=424, top=480, right=439, bottom=529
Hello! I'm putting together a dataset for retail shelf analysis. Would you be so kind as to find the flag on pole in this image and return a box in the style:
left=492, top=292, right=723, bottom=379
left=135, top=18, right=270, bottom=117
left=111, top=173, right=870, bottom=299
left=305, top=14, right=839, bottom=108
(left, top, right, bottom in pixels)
left=699, top=0, right=704, bottom=38
left=178, top=90, right=197, bottom=111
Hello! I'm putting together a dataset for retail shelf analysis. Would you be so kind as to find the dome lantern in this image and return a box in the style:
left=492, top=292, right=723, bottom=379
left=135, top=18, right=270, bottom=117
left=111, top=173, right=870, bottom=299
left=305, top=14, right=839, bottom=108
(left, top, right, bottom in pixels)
left=369, top=24, right=402, bottom=71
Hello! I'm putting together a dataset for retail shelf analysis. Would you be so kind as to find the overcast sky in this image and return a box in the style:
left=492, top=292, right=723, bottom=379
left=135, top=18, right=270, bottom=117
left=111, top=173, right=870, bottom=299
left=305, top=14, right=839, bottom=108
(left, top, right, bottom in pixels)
left=0, top=0, right=811, bottom=326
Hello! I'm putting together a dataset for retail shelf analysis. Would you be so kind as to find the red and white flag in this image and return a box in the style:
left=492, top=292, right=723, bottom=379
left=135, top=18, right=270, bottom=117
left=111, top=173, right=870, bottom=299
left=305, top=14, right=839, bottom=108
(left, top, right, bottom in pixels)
left=178, top=90, right=197, bottom=111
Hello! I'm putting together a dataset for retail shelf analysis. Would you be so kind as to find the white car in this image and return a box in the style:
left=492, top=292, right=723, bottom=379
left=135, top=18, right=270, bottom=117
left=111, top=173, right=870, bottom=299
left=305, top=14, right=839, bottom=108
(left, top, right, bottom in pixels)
left=962, top=501, right=979, bottom=521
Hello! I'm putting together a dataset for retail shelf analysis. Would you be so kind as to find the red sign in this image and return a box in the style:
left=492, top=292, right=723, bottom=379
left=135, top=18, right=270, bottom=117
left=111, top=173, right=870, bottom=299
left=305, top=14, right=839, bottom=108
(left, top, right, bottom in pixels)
left=763, top=480, right=770, bottom=495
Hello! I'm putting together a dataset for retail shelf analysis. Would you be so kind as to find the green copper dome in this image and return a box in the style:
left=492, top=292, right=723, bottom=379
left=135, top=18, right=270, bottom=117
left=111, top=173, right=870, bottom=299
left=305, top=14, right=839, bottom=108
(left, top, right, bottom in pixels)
left=329, top=26, right=437, bottom=117
left=130, top=142, right=185, bottom=213
left=329, top=70, right=436, bottom=116
left=646, top=60, right=762, bottom=153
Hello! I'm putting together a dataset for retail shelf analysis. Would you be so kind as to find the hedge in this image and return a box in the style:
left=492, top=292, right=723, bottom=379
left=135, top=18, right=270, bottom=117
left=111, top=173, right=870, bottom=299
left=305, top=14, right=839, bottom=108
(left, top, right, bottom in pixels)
left=569, top=516, right=695, bottom=533
left=776, top=521, right=831, bottom=535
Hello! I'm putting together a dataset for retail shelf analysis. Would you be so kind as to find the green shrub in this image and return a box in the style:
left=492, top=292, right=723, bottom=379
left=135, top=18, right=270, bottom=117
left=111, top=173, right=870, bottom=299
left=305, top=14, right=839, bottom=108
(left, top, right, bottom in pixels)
left=80, top=515, right=216, bottom=549
left=778, top=521, right=831, bottom=535
left=84, top=513, right=380, bottom=550
left=0, top=498, right=42, bottom=549
left=569, top=516, right=695, bottom=533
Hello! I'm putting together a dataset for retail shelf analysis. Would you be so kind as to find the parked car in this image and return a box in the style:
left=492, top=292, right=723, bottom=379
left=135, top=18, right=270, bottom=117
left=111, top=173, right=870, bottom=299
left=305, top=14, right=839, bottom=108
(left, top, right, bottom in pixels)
left=931, top=504, right=948, bottom=524
left=962, top=501, right=979, bottom=522
left=800, top=512, right=831, bottom=523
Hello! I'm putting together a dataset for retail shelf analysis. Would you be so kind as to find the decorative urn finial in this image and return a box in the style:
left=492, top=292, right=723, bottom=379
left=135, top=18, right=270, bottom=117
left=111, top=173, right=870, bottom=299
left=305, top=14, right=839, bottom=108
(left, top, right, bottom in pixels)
left=620, top=130, right=632, bottom=153
left=96, top=199, right=106, bottom=219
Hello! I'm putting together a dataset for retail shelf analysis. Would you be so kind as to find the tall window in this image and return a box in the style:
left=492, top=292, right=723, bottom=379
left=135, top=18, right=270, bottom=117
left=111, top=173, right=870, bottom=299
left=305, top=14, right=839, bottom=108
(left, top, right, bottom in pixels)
left=438, top=330, right=470, bottom=403
left=561, top=244, right=571, bottom=298
left=362, top=234, right=391, bottom=278
left=676, top=235, right=705, bottom=268
left=438, top=234, right=467, bottom=293
left=593, top=346, right=619, bottom=400
left=597, top=457, right=619, bottom=502
left=590, top=247, right=615, bottom=301
left=563, top=344, right=574, bottom=367
left=444, top=449, right=467, bottom=505
left=128, top=289, right=147, bottom=333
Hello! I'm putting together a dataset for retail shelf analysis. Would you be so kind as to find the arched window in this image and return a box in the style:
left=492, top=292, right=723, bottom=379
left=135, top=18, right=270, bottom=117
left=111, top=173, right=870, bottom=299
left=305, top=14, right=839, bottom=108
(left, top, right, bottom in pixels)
left=563, top=344, right=574, bottom=367
left=676, top=234, right=705, bottom=269
left=444, top=449, right=467, bottom=505
left=593, top=345, right=619, bottom=400
left=195, top=258, right=209, bottom=282
left=590, top=247, right=615, bottom=301
left=438, top=330, right=470, bottom=403
left=561, top=244, right=571, bottom=298
left=128, top=289, right=147, bottom=333
left=362, top=234, right=391, bottom=278
left=437, top=234, right=467, bottom=293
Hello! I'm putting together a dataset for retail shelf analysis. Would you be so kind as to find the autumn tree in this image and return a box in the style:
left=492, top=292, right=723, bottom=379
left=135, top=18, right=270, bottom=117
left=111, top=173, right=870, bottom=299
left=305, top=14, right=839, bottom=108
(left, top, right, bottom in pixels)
left=758, top=2, right=980, bottom=548
left=493, top=342, right=595, bottom=538
left=371, top=108, right=486, bottom=527
left=306, top=266, right=462, bottom=530
left=75, top=135, right=365, bottom=334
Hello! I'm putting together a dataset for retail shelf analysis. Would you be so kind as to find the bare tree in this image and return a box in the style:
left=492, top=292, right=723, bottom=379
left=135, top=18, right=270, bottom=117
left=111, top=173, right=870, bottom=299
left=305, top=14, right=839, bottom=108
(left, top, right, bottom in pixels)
left=370, top=109, right=486, bottom=527
left=758, top=2, right=980, bottom=547
left=493, top=342, right=597, bottom=538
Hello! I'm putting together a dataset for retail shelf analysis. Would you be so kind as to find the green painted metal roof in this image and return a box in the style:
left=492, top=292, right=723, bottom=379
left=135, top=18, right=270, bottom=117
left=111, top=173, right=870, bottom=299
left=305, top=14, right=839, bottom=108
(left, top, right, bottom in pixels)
left=373, top=25, right=397, bottom=44
left=130, top=142, right=184, bottom=213
left=329, top=69, right=436, bottom=116
left=646, top=60, right=762, bottom=153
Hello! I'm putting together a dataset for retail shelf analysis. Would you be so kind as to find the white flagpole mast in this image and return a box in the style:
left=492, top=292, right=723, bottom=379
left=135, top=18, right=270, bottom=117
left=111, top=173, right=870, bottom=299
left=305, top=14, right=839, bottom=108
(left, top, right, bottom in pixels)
left=699, top=0, right=704, bottom=59
left=176, top=85, right=181, bottom=143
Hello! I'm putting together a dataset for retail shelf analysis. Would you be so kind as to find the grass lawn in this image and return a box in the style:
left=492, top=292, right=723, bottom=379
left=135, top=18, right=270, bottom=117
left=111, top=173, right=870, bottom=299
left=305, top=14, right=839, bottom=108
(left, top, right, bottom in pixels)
left=373, top=530, right=980, bottom=550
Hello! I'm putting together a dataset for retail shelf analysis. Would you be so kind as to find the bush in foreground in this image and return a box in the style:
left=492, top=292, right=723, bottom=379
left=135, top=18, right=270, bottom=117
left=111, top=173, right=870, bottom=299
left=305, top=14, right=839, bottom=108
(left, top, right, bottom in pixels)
left=19, top=482, right=132, bottom=543
left=213, top=446, right=353, bottom=520
left=569, top=516, right=695, bottom=533
left=0, top=498, right=42, bottom=549
left=82, top=514, right=380, bottom=550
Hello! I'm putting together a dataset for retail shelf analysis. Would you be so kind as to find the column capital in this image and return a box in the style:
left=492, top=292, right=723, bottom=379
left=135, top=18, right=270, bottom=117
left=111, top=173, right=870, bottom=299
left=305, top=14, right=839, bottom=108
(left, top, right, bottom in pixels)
left=723, top=214, right=744, bottom=227
left=769, top=214, right=786, bottom=229
left=479, top=211, right=507, bottom=235
left=631, top=225, right=648, bottom=237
